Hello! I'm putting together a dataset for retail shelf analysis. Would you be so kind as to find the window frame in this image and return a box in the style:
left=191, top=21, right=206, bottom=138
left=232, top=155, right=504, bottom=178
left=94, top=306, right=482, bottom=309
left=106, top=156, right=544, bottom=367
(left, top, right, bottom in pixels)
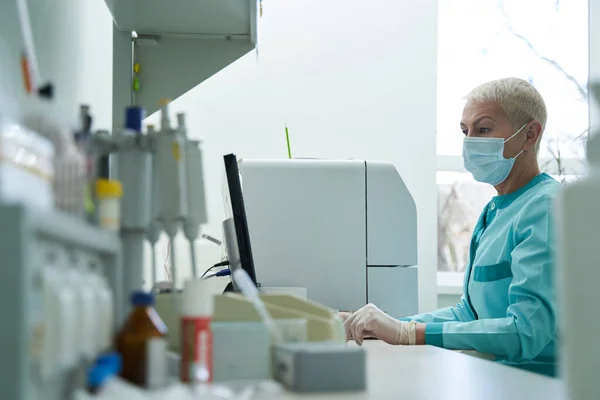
left=436, top=154, right=586, bottom=294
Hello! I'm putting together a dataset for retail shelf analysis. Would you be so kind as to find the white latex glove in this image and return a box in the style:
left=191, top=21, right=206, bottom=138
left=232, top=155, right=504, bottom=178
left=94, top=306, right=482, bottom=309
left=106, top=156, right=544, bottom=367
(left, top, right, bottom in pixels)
left=344, top=303, right=417, bottom=346
left=338, top=311, right=352, bottom=323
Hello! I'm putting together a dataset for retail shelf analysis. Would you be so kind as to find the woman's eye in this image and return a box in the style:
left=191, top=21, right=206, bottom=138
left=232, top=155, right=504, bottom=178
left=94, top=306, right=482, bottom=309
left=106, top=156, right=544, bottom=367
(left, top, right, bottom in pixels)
left=462, top=129, right=468, bottom=136
left=478, top=127, right=491, bottom=134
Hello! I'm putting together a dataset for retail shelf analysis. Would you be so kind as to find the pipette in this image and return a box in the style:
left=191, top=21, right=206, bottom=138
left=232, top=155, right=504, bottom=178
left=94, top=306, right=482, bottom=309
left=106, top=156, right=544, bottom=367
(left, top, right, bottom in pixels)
left=183, top=139, right=208, bottom=278
left=232, top=269, right=282, bottom=344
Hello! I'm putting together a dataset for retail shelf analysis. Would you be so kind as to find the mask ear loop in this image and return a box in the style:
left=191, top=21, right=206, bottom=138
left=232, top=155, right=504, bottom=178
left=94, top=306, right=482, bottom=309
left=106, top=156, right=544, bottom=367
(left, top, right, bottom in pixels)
left=512, top=149, right=525, bottom=160
left=503, top=123, right=528, bottom=143
left=505, top=123, right=529, bottom=160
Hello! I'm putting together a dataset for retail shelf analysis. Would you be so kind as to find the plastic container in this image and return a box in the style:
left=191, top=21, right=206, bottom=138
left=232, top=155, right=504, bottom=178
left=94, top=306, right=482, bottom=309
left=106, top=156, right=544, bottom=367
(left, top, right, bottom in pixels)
left=180, top=279, right=213, bottom=383
left=93, top=275, right=114, bottom=353
left=70, top=269, right=97, bottom=360
left=39, top=118, right=87, bottom=217
left=96, top=179, right=122, bottom=231
left=116, top=291, right=168, bottom=389
left=40, top=266, right=77, bottom=378
left=53, top=268, right=78, bottom=369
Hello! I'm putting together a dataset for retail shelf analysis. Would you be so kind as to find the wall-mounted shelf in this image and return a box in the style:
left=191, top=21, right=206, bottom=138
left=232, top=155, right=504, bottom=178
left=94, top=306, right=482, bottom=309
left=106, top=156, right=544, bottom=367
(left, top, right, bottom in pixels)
left=104, top=0, right=259, bottom=129
left=105, top=0, right=258, bottom=38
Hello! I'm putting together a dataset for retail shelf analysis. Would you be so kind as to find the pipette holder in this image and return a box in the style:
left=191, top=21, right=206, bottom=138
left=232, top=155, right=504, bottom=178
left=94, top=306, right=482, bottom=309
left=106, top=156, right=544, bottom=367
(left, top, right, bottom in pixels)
left=91, top=106, right=206, bottom=317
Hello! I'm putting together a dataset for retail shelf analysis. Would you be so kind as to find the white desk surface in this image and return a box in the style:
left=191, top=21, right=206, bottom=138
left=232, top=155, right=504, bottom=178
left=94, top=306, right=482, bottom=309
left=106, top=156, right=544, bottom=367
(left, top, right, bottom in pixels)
left=278, top=341, right=566, bottom=400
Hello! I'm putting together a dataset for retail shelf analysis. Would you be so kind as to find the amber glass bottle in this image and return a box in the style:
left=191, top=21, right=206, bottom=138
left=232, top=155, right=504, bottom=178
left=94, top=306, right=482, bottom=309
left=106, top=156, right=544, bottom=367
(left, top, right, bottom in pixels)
left=116, top=291, right=168, bottom=389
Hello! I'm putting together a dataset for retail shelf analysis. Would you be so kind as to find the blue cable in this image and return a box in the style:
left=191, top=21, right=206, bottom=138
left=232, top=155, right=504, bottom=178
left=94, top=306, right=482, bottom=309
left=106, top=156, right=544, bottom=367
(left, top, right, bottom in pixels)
left=200, top=260, right=230, bottom=279
left=215, top=268, right=231, bottom=277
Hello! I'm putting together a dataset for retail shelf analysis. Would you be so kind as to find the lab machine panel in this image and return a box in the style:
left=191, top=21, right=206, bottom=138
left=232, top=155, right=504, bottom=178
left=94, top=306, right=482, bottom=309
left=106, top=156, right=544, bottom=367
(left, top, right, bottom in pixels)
left=239, top=159, right=418, bottom=315
left=366, top=161, right=418, bottom=267
left=367, top=266, right=418, bottom=319
left=241, top=159, right=367, bottom=311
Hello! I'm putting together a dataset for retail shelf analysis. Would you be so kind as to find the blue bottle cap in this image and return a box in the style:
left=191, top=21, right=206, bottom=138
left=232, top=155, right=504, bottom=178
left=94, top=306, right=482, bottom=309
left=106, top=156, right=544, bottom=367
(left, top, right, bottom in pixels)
left=96, top=352, right=122, bottom=375
left=131, top=290, right=154, bottom=306
left=88, top=365, right=111, bottom=389
left=125, top=106, right=145, bottom=132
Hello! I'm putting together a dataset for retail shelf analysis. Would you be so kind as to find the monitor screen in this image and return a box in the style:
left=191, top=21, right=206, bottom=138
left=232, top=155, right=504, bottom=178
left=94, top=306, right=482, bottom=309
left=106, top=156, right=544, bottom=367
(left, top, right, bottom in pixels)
left=222, top=153, right=258, bottom=288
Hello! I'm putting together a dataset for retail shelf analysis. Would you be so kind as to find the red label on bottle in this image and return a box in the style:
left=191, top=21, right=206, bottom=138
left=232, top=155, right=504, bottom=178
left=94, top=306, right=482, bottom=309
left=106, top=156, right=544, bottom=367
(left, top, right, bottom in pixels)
left=181, top=317, right=213, bottom=383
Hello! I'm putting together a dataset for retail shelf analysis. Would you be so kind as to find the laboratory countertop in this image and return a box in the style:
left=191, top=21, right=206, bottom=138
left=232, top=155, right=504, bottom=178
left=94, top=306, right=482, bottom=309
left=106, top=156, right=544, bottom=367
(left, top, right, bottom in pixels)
left=279, top=341, right=566, bottom=400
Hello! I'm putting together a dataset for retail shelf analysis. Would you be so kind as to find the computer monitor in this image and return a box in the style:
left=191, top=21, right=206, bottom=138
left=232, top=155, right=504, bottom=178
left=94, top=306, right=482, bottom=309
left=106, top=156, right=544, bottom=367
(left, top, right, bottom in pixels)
left=222, top=153, right=258, bottom=290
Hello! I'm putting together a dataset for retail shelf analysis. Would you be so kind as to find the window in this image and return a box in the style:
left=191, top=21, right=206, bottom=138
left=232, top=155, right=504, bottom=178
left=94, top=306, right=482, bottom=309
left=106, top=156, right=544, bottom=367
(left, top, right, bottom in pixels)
left=437, top=0, right=589, bottom=282
left=437, top=171, right=496, bottom=272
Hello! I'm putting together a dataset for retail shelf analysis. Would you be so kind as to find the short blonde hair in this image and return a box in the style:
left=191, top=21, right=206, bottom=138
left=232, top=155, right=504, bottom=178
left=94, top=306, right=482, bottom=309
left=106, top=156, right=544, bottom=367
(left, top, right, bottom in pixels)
left=466, top=77, right=548, bottom=153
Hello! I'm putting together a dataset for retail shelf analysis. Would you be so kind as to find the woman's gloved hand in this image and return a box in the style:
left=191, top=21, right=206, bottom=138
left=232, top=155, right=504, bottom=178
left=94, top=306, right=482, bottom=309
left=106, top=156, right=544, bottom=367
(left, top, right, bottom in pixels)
left=338, top=311, right=353, bottom=323
left=343, top=303, right=417, bottom=346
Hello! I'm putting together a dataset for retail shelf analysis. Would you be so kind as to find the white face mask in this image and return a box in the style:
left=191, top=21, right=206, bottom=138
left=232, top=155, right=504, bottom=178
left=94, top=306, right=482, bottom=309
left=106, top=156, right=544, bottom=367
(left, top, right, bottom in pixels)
left=462, top=124, right=527, bottom=186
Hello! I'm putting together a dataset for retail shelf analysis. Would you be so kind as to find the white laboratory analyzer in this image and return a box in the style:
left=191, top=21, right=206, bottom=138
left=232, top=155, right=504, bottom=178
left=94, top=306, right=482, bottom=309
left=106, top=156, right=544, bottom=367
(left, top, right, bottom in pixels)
left=238, top=159, right=418, bottom=318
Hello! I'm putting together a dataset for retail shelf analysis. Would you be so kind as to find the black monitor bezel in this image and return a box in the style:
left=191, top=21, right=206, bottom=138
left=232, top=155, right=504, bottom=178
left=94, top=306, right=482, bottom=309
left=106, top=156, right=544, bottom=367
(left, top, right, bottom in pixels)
left=223, top=153, right=258, bottom=287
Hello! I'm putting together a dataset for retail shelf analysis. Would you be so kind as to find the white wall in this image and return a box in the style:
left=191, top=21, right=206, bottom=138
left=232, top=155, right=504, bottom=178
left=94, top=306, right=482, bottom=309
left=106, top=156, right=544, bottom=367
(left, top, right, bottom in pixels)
left=151, top=0, right=439, bottom=312
left=0, top=0, right=113, bottom=129
left=1, top=0, right=439, bottom=312
left=78, top=2, right=114, bottom=130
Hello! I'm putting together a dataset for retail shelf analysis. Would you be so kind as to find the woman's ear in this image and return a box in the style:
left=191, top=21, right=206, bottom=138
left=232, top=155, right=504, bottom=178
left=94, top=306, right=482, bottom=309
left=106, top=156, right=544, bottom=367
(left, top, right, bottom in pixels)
left=525, top=120, right=543, bottom=151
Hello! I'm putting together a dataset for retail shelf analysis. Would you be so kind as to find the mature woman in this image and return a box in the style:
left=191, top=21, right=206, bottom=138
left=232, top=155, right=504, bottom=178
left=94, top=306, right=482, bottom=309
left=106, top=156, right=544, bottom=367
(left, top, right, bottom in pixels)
left=342, top=77, right=561, bottom=377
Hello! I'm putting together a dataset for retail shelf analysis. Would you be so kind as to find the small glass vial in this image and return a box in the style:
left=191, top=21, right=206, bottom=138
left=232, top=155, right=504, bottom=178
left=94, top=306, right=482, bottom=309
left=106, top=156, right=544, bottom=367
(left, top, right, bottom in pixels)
left=95, top=179, right=122, bottom=230
left=116, top=291, right=168, bottom=389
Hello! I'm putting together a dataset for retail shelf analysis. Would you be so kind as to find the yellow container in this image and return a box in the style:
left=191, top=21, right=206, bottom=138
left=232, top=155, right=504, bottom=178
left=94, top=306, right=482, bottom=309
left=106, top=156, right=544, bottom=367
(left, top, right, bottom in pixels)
left=95, top=179, right=122, bottom=230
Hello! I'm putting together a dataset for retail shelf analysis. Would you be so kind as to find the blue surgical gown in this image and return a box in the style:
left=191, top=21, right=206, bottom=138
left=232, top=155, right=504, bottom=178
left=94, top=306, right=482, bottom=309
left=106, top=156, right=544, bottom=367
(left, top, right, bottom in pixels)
left=403, top=173, right=561, bottom=376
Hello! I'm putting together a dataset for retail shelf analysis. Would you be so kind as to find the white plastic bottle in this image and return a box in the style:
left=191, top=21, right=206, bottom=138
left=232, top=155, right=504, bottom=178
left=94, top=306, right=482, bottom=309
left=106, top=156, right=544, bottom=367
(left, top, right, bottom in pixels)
left=53, top=268, right=78, bottom=369
left=92, top=274, right=114, bottom=353
left=41, top=267, right=69, bottom=378
left=180, top=279, right=214, bottom=383
left=69, top=269, right=97, bottom=360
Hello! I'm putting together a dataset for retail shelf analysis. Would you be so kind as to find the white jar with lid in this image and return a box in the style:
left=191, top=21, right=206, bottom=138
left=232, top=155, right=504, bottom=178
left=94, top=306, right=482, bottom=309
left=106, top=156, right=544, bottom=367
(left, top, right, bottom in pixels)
left=96, top=179, right=122, bottom=230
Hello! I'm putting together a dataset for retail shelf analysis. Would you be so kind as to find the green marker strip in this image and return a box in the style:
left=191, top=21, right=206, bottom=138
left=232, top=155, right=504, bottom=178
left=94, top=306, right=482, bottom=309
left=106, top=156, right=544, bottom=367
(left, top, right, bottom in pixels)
left=285, top=125, right=292, bottom=159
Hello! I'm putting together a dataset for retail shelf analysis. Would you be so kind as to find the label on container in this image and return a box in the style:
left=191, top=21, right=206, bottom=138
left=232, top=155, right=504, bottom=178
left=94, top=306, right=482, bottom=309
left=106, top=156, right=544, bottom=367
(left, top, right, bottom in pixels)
left=181, top=317, right=213, bottom=383
left=172, top=143, right=181, bottom=161
left=146, top=337, right=168, bottom=389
